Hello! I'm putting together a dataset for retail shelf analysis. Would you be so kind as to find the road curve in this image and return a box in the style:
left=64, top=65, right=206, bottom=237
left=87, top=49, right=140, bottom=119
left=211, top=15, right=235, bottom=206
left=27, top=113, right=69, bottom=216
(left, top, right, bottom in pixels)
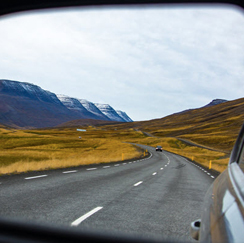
left=0, top=144, right=216, bottom=242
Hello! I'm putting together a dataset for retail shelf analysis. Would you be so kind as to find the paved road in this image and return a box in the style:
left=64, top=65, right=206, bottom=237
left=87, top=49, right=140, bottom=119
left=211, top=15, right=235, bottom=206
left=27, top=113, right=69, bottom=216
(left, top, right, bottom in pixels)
left=0, top=144, right=216, bottom=242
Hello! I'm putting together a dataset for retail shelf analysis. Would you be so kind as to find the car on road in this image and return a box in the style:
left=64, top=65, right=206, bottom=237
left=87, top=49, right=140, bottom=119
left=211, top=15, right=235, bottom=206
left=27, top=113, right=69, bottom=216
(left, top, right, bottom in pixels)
left=191, top=123, right=244, bottom=242
left=155, top=146, right=163, bottom=152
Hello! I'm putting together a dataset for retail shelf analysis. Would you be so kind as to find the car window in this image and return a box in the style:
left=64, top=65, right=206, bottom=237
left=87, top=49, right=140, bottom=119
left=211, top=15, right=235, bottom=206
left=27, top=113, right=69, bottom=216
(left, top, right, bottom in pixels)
left=1, top=3, right=244, bottom=241
left=238, top=142, right=244, bottom=171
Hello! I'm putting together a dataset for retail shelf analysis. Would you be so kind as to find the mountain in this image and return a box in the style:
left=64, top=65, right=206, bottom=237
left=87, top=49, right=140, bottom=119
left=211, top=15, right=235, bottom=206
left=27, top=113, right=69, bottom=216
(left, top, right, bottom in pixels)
left=116, top=110, right=133, bottom=122
left=174, top=99, right=228, bottom=116
left=56, top=95, right=109, bottom=121
left=94, top=104, right=126, bottom=122
left=78, top=99, right=110, bottom=121
left=122, top=97, right=244, bottom=152
left=0, top=80, right=133, bottom=128
left=0, top=79, right=81, bottom=128
left=203, top=99, right=227, bottom=108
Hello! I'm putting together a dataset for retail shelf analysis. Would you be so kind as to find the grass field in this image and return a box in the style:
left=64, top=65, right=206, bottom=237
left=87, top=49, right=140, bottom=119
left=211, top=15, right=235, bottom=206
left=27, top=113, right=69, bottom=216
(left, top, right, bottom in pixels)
left=0, top=124, right=230, bottom=175
left=0, top=127, right=148, bottom=175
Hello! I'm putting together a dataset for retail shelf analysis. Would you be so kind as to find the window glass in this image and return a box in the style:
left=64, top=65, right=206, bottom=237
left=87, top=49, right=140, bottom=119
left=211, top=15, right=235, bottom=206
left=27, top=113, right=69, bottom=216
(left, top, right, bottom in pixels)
left=0, top=4, right=244, bottom=241
left=238, top=143, right=244, bottom=171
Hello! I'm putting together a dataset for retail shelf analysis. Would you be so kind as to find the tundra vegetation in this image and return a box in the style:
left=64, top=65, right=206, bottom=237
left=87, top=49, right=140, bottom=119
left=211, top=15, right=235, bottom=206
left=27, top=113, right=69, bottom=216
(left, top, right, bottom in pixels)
left=0, top=123, right=232, bottom=175
left=1, top=97, right=244, bottom=175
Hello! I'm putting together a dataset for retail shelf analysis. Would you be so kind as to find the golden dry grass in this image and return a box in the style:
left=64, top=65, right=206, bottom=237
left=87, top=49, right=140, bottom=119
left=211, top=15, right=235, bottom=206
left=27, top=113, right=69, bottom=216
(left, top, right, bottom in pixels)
left=125, top=136, right=229, bottom=172
left=0, top=128, right=145, bottom=175
left=0, top=124, right=230, bottom=175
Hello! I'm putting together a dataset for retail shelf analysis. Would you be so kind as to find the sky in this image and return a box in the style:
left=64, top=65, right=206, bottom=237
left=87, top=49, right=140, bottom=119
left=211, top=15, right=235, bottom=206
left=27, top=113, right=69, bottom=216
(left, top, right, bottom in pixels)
left=0, top=4, right=244, bottom=121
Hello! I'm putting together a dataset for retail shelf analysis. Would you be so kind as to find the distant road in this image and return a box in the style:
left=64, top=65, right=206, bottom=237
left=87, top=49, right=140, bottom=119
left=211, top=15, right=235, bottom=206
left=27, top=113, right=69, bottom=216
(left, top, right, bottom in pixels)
left=0, top=145, right=216, bottom=242
left=140, top=129, right=227, bottom=154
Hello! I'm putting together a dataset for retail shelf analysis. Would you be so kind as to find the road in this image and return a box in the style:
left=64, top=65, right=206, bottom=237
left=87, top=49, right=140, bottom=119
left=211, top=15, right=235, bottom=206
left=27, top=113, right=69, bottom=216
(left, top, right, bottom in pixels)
left=0, top=144, right=216, bottom=242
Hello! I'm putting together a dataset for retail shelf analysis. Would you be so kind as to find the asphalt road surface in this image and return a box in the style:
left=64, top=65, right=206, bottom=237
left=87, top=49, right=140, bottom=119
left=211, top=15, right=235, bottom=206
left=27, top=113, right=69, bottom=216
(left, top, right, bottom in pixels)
left=0, top=144, right=217, bottom=242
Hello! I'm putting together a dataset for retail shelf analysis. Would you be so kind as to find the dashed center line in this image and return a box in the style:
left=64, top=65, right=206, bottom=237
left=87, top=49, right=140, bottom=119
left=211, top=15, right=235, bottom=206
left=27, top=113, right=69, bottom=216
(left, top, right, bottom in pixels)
left=62, top=170, right=77, bottom=174
left=134, top=181, right=143, bottom=187
left=86, top=168, right=97, bottom=171
left=152, top=172, right=157, bottom=175
left=25, top=175, right=47, bottom=180
left=71, top=206, right=103, bottom=227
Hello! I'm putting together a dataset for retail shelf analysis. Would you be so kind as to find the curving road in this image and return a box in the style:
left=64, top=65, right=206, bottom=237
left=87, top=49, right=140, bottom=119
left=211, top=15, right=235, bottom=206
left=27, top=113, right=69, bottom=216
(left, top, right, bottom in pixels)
left=0, top=145, right=217, bottom=242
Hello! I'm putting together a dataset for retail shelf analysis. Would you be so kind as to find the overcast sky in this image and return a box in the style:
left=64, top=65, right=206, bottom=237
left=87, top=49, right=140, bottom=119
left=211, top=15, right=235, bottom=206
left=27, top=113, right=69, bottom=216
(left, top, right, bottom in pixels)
left=0, top=4, right=244, bottom=121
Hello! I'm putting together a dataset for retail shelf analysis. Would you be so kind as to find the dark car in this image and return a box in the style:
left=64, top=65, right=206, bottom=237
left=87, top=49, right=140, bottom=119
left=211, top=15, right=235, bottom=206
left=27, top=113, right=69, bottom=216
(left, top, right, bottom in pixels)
left=155, top=146, right=163, bottom=152
left=191, top=123, right=244, bottom=242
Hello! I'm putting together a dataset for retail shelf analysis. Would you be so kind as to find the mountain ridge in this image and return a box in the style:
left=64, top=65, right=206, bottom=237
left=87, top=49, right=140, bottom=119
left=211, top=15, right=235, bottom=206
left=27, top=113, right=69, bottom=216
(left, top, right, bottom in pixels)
left=0, top=79, right=133, bottom=128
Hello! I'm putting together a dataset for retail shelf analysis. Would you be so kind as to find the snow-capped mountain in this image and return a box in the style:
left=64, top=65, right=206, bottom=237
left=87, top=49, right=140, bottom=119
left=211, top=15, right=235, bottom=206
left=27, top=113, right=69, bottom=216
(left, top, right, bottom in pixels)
left=0, top=79, right=81, bottom=128
left=95, top=104, right=126, bottom=122
left=78, top=99, right=110, bottom=121
left=0, top=79, right=62, bottom=105
left=56, top=94, right=100, bottom=119
left=116, top=110, right=133, bottom=122
left=0, top=79, right=133, bottom=128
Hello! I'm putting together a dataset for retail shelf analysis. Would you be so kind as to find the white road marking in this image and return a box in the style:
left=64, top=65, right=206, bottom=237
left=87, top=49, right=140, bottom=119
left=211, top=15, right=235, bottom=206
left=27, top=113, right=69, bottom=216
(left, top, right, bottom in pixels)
left=71, top=207, right=103, bottom=227
left=86, top=168, right=97, bottom=171
left=165, top=165, right=167, bottom=167
left=62, top=170, right=77, bottom=174
left=211, top=176, right=215, bottom=178
left=103, top=166, right=110, bottom=169
left=152, top=172, right=157, bottom=175
left=134, top=181, right=143, bottom=187
left=123, top=163, right=127, bottom=165
left=207, top=173, right=210, bottom=175
left=160, top=168, right=164, bottom=170
left=25, top=175, right=47, bottom=180
left=114, top=164, right=120, bottom=166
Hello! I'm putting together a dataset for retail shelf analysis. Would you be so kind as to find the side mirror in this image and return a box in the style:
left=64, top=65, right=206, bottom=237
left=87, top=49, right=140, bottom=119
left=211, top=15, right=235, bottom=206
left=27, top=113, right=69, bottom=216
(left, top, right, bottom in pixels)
left=190, top=219, right=201, bottom=241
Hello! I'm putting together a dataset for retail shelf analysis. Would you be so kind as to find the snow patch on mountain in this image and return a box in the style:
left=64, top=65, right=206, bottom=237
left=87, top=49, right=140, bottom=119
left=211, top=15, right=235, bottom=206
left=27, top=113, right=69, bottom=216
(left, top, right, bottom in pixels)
left=116, top=110, right=133, bottom=122
left=0, top=79, right=62, bottom=105
left=78, top=99, right=109, bottom=120
left=95, top=104, right=126, bottom=122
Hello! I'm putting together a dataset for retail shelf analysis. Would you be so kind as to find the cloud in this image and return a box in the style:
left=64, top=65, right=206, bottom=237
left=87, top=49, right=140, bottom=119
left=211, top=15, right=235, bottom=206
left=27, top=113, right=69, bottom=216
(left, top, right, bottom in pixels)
left=0, top=5, right=244, bottom=120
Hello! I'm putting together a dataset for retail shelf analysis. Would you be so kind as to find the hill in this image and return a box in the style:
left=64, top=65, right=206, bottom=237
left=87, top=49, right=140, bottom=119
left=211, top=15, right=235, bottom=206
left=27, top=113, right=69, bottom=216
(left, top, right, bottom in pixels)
left=56, top=119, right=121, bottom=127
left=106, top=97, right=244, bottom=153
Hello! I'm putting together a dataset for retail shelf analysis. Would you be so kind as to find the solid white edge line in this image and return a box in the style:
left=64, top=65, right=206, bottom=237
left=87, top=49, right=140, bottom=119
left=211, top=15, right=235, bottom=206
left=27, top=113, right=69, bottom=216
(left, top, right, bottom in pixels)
left=134, top=181, right=143, bottom=187
left=25, top=175, right=47, bottom=180
left=62, top=170, right=77, bottom=174
left=71, top=207, right=103, bottom=227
